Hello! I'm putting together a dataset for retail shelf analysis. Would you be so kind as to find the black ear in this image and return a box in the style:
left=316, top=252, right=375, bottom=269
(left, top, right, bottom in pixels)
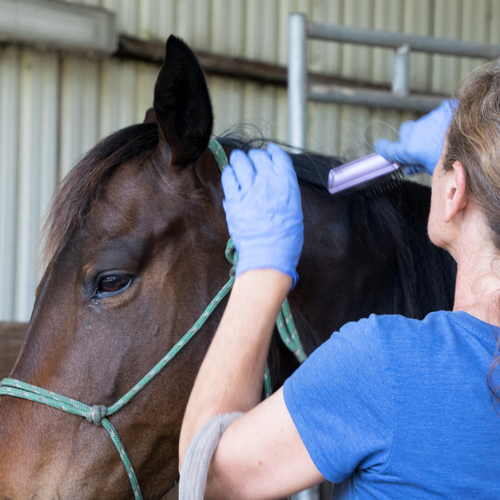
left=143, top=107, right=157, bottom=124
left=154, top=35, right=213, bottom=167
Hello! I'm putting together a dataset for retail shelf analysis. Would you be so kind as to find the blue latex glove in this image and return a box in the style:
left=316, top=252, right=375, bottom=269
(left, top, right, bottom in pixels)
left=222, top=143, right=304, bottom=287
left=374, top=99, right=456, bottom=175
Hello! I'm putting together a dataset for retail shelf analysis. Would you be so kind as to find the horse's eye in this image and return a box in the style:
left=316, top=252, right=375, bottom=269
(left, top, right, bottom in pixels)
left=97, top=274, right=131, bottom=295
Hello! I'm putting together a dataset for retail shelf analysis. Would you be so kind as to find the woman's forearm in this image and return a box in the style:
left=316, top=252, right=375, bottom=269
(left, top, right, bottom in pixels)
left=179, top=269, right=292, bottom=468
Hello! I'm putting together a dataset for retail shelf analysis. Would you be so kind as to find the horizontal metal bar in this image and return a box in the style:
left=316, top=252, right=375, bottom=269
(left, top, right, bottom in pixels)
left=307, top=21, right=500, bottom=59
left=0, top=0, right=117, bottom=54
left=308, top=84, right=445, bottom=113
left=119, top=35, right=431, bottom=93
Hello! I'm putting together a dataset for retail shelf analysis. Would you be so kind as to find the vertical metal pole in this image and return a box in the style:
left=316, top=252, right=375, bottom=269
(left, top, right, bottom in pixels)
left=391, top=43, right=411, bottom=95
left=291, top=484, right=321, bottom=500
left=288, top=18, right=318, bottom=500
left=288, top=13, right=308, bottom=151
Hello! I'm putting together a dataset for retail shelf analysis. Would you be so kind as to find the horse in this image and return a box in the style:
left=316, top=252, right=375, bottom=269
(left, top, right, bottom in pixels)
left=0, top=35, right=456, bottom=499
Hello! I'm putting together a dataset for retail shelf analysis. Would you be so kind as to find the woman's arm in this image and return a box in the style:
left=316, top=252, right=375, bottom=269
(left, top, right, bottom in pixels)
left=179, top=270, right=325, bottom=499
left=179, top=269, right=290, bottom=458
left=179, top=144, right=325, bottom=497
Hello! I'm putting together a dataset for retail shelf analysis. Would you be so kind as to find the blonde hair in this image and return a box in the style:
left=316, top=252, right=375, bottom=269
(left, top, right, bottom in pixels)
left=443, top=65, right=500, bottom=406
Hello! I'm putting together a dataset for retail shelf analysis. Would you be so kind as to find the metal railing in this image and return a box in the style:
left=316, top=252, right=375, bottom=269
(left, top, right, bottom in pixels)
left=288, top=13, right=500, bottom=150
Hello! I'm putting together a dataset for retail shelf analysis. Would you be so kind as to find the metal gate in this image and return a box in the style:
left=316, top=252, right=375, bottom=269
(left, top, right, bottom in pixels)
left=288, top=12, right=500, bottom=151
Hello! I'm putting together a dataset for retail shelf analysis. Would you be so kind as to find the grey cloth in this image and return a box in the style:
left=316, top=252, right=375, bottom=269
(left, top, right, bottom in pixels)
left=179, top=412, right=244, bottom=500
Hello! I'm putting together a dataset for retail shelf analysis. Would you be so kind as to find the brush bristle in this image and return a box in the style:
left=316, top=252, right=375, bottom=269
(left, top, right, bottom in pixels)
left=351, top=169, right=405, bottom=199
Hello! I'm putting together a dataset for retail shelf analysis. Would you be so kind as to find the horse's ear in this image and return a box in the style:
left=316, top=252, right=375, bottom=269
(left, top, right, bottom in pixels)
left=154, top=35, right=213, bottom=167
left=143, top=107, right=157, bottom=124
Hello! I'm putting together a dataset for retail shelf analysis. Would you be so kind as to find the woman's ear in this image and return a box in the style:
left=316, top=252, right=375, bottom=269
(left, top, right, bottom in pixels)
left=443, top=161, right=468, bottom=223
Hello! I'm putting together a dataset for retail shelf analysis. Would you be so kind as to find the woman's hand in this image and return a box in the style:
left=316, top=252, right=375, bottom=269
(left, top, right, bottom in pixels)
left=375, top=99, right=456, bottom=175
left=222, top=143, right=304, bottom=287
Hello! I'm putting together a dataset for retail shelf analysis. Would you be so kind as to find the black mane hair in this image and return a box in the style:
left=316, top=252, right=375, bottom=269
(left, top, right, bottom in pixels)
left=42, top=123, right=456, bottom=322
left=218, top=133, right=456, bottom=319
left=43, top=125, right=337, bottom=267
left=217, top=131, right=343, bottom=194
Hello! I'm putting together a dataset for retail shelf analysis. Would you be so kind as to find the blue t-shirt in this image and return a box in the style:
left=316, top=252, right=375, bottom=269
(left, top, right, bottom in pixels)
left=283, top=311, right=500, bottom=499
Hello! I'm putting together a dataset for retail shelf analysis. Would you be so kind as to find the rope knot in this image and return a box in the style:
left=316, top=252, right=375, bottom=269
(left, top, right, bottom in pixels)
left=86, top=405, right=108, bottom=426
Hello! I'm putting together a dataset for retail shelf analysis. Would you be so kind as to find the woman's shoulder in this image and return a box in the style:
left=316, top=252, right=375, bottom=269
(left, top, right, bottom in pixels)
left=368, top=309, right=453, bottom=328
left=337, top=310, right=454, bottom=343
left=365, top=310, right=498, bottom=348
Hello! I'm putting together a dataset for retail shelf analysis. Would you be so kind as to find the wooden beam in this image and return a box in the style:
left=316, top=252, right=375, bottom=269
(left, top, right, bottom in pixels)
left=117, top=34, right=392, bottom=91
left=0, top=322, right=27, bottom=379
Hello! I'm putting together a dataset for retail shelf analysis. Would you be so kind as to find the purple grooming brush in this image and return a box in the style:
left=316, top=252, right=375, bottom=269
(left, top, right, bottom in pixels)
left=328, top=153, right=401, bottom=195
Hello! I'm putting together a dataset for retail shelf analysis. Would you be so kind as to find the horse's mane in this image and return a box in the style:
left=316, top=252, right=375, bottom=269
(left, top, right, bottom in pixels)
left=42, top=123, right=455, bottom=321
left=217, top=131, right=343, bottom=195
left=42, top=123, right=338, bottom=267
left=218, top=134, right=456, bottom=319
left=41, top=123, right=159, bottom=266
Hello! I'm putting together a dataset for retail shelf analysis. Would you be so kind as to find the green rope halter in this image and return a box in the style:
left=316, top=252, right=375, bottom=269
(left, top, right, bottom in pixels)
left=0, top=138, right=307, bottom=500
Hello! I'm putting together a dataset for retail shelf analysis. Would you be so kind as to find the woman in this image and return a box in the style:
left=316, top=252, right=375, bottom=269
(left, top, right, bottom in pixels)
left=179, top=67, right=500, bottom=499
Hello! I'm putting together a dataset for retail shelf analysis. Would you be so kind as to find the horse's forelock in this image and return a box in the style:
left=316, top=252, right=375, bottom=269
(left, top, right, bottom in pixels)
left=40, top=122, right=160, bottom=268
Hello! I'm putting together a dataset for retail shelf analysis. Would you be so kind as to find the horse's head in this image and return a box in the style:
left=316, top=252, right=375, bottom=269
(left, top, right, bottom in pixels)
left=0, top=36, right=230, bottom=499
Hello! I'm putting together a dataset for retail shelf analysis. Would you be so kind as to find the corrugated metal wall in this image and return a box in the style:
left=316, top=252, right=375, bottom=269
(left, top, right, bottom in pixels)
left=1, top=0, right=499, bottom=321
left=0, top=47, right=59, bottom=321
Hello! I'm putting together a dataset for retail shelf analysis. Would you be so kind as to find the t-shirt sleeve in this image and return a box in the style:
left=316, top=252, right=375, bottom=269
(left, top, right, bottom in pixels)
left=283, top=314, right=394, bottom=483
